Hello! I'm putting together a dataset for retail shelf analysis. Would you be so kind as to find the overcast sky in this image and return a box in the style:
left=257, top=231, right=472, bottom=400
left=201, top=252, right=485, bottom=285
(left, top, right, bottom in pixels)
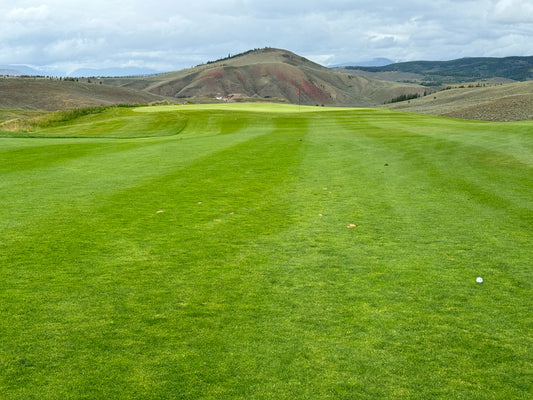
left=1, top=0, right=532, bottom=74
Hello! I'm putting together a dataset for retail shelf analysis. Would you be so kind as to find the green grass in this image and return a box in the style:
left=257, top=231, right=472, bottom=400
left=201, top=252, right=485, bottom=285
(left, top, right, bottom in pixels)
left=1, top=103, right=531, bottom=399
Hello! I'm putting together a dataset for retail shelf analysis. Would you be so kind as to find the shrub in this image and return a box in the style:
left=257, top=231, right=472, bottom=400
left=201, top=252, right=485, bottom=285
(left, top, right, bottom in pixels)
left=385, top=93, right=421, bottom=104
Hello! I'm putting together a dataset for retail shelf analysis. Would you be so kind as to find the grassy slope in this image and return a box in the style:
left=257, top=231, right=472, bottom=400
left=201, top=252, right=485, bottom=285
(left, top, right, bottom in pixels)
left=0, top=78, right=166, bottom=111
left=385, top=81, right=533, bottom=121
left=0, top=104, right=531, bottom=399
left=0, top=109, right=45, bottom=125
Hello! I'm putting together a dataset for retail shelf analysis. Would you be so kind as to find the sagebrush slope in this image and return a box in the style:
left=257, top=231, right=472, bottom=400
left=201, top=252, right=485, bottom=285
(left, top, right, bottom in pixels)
left=0, top=78, right=166, bottom=111
left=384, top=81, right=533, bottom=121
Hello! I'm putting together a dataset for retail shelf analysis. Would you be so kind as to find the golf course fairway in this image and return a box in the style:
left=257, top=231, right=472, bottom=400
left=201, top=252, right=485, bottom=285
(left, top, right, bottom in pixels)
left=1, top=103, right=531, bottom=399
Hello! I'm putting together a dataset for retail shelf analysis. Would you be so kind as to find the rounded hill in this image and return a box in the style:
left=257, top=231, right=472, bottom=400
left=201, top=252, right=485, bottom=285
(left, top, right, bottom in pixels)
left=104, top=48, right=426, bottom=106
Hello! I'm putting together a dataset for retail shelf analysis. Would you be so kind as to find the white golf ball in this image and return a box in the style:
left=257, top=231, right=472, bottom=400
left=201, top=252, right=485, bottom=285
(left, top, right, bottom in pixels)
left=476, top=277, right=483, bottom=283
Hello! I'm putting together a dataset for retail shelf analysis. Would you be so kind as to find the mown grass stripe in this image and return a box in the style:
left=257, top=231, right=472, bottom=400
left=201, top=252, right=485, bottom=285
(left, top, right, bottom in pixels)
left=0, top=104, right=531, bottom=399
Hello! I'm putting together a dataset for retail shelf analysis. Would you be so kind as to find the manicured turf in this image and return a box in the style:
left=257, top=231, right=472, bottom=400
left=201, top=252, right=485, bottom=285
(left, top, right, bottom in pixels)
left=1, top=104, right=531, bottom=399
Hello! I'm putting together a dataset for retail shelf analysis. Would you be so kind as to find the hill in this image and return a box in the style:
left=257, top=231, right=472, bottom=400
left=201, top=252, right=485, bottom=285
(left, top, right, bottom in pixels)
left=383, top=81, right=533, bottom=121
left=0, top=78, right=166, bottom=111
left=2, top=49, right=531, bottom=121
left=0, top=64, right=43, bottom=76
left=102, top=48, right=426, bottom=106
left=337, top=56, right=533, bottom=84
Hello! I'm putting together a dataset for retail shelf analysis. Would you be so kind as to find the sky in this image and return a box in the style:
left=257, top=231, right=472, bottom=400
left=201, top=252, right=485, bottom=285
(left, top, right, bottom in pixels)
left=1, top=0, right=532, bottom=75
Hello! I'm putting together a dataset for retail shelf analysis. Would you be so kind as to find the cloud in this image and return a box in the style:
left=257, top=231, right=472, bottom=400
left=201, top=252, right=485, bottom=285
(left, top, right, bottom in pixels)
left=7, top=5, right=50, bottom=21
left=305, top=54, right=336, bottom=65
left=45, top=37, right=107, bottom=59
left=0, top=0, right=531, bottom=73
left=368, top=34, right=400, bottom=49
left=492, top=0, right=533, bottom=23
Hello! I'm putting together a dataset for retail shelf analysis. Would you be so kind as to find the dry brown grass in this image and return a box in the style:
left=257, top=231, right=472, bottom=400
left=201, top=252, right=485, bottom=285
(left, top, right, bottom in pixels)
left=384, top=81, right=533, bottom=121
left=0, top=78, right=165, bottom=111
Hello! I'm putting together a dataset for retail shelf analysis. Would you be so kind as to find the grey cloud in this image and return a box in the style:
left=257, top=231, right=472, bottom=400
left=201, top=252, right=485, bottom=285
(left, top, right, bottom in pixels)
left=0, top=0, right=531, bottom=73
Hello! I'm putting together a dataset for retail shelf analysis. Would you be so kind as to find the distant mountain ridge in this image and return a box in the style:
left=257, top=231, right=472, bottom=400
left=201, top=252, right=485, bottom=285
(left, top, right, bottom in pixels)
left=69, top=67, right=160, bottom=78
left=330, top=58, right=394, bottom=68
left=4, top=54, right=532, bottom=82
left=0, top=64, right=162, bottom=78
left=0, top=65, right=44, bottom=76
left=341, top=56, right=533, bottom=83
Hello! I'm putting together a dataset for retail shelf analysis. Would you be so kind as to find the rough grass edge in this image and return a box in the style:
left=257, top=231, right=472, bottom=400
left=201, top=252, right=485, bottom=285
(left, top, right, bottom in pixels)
left=0, top=105, right=142, bottom=132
